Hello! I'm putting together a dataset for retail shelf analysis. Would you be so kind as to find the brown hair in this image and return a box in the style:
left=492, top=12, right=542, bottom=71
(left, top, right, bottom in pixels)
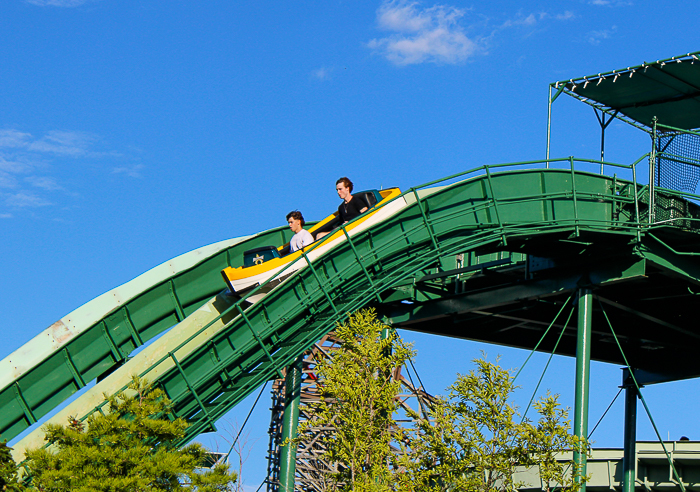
left=286, top=210, right=305, bottom=226
left=336, top=177, right=353, bottom=193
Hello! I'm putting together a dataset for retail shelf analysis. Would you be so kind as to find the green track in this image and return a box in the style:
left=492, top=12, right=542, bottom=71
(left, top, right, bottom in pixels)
left=6, top=159, right=700, bottom=456
left=0, top=226, right=300, bottom=443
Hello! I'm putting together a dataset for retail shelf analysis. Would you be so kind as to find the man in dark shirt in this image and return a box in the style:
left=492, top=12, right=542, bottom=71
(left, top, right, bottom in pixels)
left=336, top=177, right=368, bottom=223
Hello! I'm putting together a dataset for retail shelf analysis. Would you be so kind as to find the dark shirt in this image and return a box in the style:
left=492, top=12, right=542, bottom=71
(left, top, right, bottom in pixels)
left=338, top=195, right=369, bottom=223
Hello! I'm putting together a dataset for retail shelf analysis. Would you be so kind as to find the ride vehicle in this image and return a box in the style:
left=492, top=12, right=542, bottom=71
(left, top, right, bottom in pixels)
left=221, top=188, right=403, bottom=303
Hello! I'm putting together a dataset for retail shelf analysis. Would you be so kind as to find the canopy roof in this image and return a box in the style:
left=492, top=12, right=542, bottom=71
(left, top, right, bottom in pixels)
left=553, top=51, right=700, bottom=132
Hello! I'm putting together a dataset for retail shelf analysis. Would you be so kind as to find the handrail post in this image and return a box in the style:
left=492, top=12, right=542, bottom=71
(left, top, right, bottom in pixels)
left=649, top=117, right=658, bottom=224
left=340, top=225, right=382, bottom=303
left=411, top=188, right=445, bottom=270
left=632, top=161, right=641, bottom=241
left=239, top=310, right=285, bottom=379
left=169, top=352, right=215, bottom=430
left=301, top=251, right=340, bottom=316
left=484, top=166, right=507, bottom=246
left=546, top=84, right=553, bottom=167
left=570, top=157, right=580, bottom=237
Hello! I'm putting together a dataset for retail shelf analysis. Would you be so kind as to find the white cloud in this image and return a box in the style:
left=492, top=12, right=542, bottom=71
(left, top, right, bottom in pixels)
left=25, top=0, right=93, bottom=6
left=0, top=128, right=103, bottom=157
left=0, top=129, right=32, bottom=149
left=376, top=1, right=436, bottom=32
left=28, top=130, right=98, bottom=157
left=26, top=176, right=63, bottom=191
left=500, top=10, right=574, bottom=29
left=502, top=13, right=538, bottom=28
left=0, top=172, right=18, bottom=189
left=556, top=11, right=575, bottom=21
left=112, top=164, right=144, bottom=178
left=0, top=213, right=12, bottom=219
left=367, top=3, right=577, bottom=66
left=589, top=0, right=633, bottom=5
left=0, top=154, right=35, bottom=175
left=0, top=128, right=128, bottom=217
left=312, top=67, right=331, bottom=80
left=586, top=26, right=617, bottom=45
left=4, top=192, right=52, bottom=208
left=367, top=0, right=478, bottom=66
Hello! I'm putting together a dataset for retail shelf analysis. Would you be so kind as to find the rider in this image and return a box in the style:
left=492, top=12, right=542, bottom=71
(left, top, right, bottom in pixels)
left=336, top=177, right=368, bottom=223
left=287, top=210, right=314, bottom=252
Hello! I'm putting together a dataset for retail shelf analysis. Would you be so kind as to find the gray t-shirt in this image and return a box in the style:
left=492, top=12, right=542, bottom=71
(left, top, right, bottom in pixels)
left=290, top=229, right=314, bottom=252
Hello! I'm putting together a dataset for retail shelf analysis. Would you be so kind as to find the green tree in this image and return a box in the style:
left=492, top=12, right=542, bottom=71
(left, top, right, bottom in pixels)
left=395, top=357, right=588, bottom=492
left=295, top=309, right=414, bottom=492
left=24, top=377, right=236, bottom=492
left=1, top=439, right=24, bottom=492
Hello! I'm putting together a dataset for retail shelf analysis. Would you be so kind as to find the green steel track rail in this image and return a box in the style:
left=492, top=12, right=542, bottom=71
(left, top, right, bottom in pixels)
left=0, top=226, right=305, bottom=443
left=9, top=158, right=700, bottom=459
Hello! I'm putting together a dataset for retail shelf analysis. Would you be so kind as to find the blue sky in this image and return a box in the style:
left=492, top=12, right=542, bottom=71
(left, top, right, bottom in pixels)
left=2, top=0, right=699, bottom=489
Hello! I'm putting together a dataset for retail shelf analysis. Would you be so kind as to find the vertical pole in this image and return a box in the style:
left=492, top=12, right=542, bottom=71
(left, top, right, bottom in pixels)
left=279, top=355, right=303, bottom=492
left=622, top=372, right=638, bottom=492
left=546, top=85, right=553, bottom=167
left=574, top=288, right=593, bottom=491
left=600, top=124, right=605, bottom=174
left=649, top=116, right=657, bottom=224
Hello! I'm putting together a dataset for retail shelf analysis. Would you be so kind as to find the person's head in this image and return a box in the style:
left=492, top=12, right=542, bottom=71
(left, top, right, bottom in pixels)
left=286, top=210, right=305, bottom=233
left=336, top=177, right=353, bottom=201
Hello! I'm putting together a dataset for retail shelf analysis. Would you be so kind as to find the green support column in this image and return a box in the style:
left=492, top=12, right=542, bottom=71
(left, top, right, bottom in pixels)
left=279, top=355, right=303, bottom=492
left=574, top=288, right=593, bottom=490
left=622, top=372, right=638, bottom=492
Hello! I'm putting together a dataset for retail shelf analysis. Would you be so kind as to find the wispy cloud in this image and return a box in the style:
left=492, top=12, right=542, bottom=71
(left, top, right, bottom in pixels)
left=0, top=129, right=32, bottom=148
left=0, top=154, right=36, bottom=175
left=367, top=2, right=576, bottom=66
left=25, top=176, right=63, bottom=191
left=4, top=192, right=52, bottom=208
left=499, top=10, right=575, bottom=30
left=25, top=0, right=93, bottom=6
left=29, top=130, right=100, bottom=157
left=0, top=128, right=130, bottom=218
left=311, top=67, right=332, bottom=80
left=0, top=172, right=18, bottom=189
left=585, top=26, right=617, bottom=45
left=367, top=0, right=479, bottom=66
left=556, top=11, right=575, bottom=21
left=501, top=12, right=538, bottom=28
left=112, top=164, right=144, bottom=178
left=589, top=0, right=633, bottom=6
left=0, top=129, right=105, bottom=157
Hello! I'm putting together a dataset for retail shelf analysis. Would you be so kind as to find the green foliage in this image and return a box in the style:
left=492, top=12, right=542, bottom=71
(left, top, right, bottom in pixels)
left=24, top=377, right=236, bottom=492
left=296, top=309, right=415, bottom=492
left=395, top=357, right=588, bottom=492
left=294, top=310, right=587, bottom=492
left=0, top=439, right=24, bottom=492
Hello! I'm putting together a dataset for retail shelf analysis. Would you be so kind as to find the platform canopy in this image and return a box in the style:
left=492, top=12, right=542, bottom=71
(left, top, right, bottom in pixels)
left=553, top=51, right=700, bottom=132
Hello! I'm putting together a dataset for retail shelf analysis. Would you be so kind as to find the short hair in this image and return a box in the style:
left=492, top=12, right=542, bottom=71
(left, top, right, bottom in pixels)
left=286, top=210, right=305, bottom=226
left=336, top=177, right=353, bottom=193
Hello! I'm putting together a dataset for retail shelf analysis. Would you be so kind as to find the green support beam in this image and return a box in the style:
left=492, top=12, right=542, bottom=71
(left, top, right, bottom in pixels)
left=279, top=355, right=303, bottom=492
left=622, top=375, right=638, bottom=492
left=574, top=288, right=593, bottom=490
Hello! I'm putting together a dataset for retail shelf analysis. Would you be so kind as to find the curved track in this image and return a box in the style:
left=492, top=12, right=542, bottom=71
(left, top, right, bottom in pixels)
left=0, top=226, right=301, bottom=442
left=7, top=162, right=700, bottom=459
